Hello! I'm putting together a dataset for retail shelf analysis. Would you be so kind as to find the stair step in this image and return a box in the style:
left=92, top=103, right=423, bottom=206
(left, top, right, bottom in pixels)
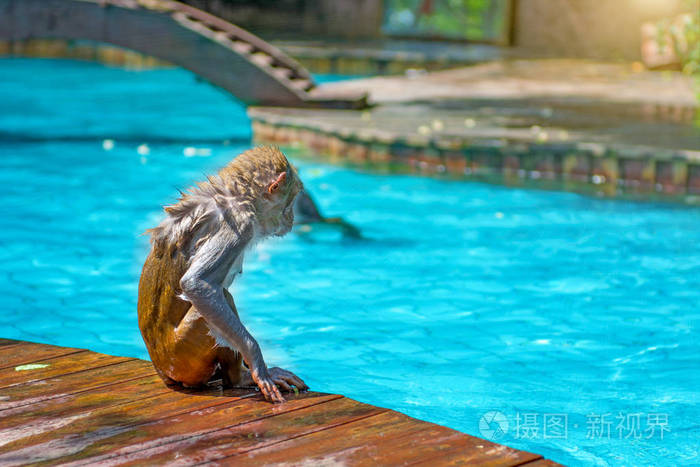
left=290, top=78, right=313, bottom=91
left=271, top=67, right=294, bottom=80
left=250, top=52, right=274, bottom=67
left=231, top=40, right=254, bottom=55
left=205, top=23, right=226, bottom=33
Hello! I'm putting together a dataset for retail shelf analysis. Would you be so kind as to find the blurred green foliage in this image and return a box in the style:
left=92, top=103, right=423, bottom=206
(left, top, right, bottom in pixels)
left=656, top=0, right=700, bottom=75
left=654, top=1, right=699, bottom=106
left=383, top=0, right=508, bottom=42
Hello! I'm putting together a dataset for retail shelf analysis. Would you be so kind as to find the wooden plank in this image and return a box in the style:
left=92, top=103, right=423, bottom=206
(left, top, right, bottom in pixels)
left=0, top=339, right=18, bottom=347
left=35, top=392, right=340, bottom=465
left=0, top=351, right=130, bottom=389
left=520, top=460, right=563, bottom=467
left=0, top=360, right=156, bottom=412
left=0, top=374, right=169, bottom=428
left=410, top=432, right=544, bottom=466
left=93, top=396, right=385, bottom=465
left=0, top=342, right=84, bottom=370
left=0, top=376, right=174, bottom=454
left=0, top=340, right=562, bottom=466
left=0, top=389, right=257, bottom=464
left=233, top=410, right=540, bottom=466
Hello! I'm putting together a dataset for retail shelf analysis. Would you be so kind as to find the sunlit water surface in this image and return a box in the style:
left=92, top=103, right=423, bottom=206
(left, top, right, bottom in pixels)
left=1, top=59, right=699, bottom=466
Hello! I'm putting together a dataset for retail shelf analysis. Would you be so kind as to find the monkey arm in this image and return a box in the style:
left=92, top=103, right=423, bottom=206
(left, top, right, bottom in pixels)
left=179, top=224, right=268, bottom=375
left=179, top=223, right=298, bottom=403
left=180, top=227, right=287, bottom=403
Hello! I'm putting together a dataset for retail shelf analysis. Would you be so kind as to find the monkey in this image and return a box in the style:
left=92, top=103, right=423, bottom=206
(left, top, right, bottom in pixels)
left=137, top=146, right=307, bottom=403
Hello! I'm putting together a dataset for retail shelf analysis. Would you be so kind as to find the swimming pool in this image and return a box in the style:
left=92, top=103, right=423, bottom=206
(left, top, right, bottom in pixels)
left=1, top=58, right=698, bottom=466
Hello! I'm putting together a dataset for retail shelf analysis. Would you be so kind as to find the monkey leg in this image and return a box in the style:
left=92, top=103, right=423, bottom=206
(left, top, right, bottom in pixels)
left=167, top=306, right=220, bottom=388
left=167, top=289, right=248, bottom=388
left=216, top=346, right=255, bottom=388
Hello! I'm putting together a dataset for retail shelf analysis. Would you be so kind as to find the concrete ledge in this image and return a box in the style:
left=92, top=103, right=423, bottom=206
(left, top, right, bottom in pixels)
left=250, top=107, right=700, bottom=204
left=249, top=60, right=699, bottom=203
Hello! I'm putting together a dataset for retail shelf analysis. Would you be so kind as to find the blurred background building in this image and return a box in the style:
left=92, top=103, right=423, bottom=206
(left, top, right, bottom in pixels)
left=180, top=0, right=696, bottom=60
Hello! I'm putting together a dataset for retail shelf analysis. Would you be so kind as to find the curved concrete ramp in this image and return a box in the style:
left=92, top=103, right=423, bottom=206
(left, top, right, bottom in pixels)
left=0, top=0, right=366, bottom=108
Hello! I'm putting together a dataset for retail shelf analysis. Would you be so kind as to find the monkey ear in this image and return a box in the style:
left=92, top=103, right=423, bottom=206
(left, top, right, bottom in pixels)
left=267, top=172, right=287, bottom=194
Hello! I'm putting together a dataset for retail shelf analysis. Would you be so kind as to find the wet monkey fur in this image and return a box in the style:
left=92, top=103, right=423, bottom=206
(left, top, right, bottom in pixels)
left=138, top=146, right=307, bottom=403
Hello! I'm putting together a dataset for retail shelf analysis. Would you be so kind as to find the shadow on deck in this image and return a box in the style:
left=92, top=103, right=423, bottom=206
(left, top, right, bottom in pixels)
left=0, top=338, right=561, bottom=465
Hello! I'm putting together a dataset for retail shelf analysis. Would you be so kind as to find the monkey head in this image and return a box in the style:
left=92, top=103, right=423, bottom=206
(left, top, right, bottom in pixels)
left=257, top=165, right=302, bottom=237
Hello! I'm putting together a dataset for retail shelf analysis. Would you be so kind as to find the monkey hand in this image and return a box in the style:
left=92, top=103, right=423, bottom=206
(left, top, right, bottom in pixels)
left=251, top=366, right=308, bottom=403
left=251, top=367, right=285, bottom=403
left=269, top=367, right=308, bottom=393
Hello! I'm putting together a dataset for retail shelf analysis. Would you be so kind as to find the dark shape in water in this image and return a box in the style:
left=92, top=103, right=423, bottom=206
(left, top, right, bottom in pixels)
left=293, top=189, right=362, bottom=239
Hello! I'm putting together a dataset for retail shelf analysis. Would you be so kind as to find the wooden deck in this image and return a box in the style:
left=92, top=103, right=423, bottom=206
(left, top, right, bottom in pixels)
left=0, top=339, right=560, bottom=466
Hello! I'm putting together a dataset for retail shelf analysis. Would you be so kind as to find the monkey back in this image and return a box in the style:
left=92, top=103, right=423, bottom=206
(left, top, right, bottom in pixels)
left=137, top=243, right=193, bottom=372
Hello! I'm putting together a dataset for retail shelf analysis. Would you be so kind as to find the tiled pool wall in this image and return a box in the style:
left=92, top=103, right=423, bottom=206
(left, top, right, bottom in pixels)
left=0, top=38, right=446, bottom=75
left=0, top=39, right=172, bottom=68
left=251, top=117, right=700, bottom=204
left=265, top=45, right=492, bottom=76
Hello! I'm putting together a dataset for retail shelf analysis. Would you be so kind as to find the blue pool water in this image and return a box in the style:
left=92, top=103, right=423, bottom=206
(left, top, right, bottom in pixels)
left=1, top=58, right=699, bottom=466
